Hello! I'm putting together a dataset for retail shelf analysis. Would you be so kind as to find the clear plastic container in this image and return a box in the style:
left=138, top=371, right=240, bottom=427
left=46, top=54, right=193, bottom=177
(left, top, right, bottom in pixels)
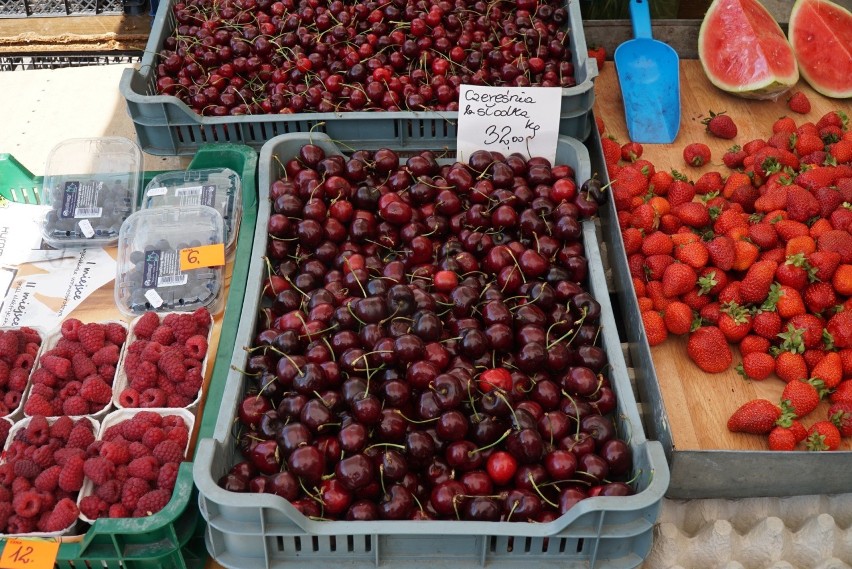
left=143, top=168, right=242, bottom=253
left=41, top=137, right=142, bottom=248
left=115, top=205, right=225, bottom=316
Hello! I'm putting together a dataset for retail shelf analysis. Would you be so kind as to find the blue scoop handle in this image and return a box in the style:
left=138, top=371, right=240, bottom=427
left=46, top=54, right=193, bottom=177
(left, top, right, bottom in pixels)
left=630, top=0, right=653, bottom=39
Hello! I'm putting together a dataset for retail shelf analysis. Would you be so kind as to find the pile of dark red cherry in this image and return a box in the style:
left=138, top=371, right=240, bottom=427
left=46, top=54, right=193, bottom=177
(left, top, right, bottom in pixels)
left=220, top=144, right=634, bottom=522
left=156, top=0, right=578, bottom=115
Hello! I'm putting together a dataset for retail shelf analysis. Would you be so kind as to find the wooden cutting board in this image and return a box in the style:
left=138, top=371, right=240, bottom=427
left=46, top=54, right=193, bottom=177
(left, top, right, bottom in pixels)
left=594, top=60, right=852, bottom=452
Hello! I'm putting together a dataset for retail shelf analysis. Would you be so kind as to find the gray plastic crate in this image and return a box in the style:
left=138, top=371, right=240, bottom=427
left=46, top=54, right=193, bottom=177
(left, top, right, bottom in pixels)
left=119, top=0, right=598, bottom=156
left=192, top=133, right=669, bottom=569
left=587, top=120, right=852, bottom=500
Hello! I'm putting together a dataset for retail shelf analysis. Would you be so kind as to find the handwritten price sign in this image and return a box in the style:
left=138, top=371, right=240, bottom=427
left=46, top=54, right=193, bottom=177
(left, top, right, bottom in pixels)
left=456, top=86, right=562, bottom=164
left=0, top=539, right=59, bottom=569
left=179, top=244, right=225, bottom=271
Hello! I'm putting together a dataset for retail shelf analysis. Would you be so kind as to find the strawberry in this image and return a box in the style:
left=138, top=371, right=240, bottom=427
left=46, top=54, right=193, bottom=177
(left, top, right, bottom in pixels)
left=722, top=145, right=748, bottom=169
left=830, top=204, right=852, bottom=232
left=641, top=310, right=668, bottom=347
left=699, top=302, right=723, bottom=326
left=687, top=326, right=732, bottom=373
left=698, top=267, right=728, bottom=297
left=672, top=202, right=711, bottom=228
left=768, top=426, right=797, bottom=450
left=828, top=401, right=852, bottom=437
left=832, top=264, right=852, bottom=296
left=667, top=180, right=696, bottom=207
left=661, top=263, right=697, bottom=298
left=737, top=351, right=775, bottom=380
left=803, top=281, right=837, bottom=314
left=683, top=143, right=711, bottom=167
left=806, top=420, right=841, bottom=451
left=718, top=281, right=743, bottom=305
left=747, top=222, right=778, bottom=251
left=814, top=186, right=844, bottom=219
left=641, top=232, right=673, bottom=256
left=739, top=334, right=771, bottom=356
left=775, top=254, right=810, bottom=290
left=774, top=219, right=810, bottom=242
left=754, top=185, right=788, bottom=213
left=645, top=254, right=675, bottom=281
left=775, top=350, right=808, bottom=383
left=775, top=285, right=807, bottom=319
left=662, top=301, right=694, bottom=336
left=732, top=240, right=760, bottom=272
left=811, top=352, right=843, bottom=389
left=681, top=287, right=712, bottom=311
left=601, top=136, right=622, bottom=168
left=751, top=309, right=782, bottom=339
left=622, top=227, right=644, bottom=255
left=773, top=116, right=798, bottom=134
left=780, top=379, right=822, bottom=418
left=786, top=314, right=824, bottom=349
left=826, top=311, right=852, bottom=348
left=796, top=166, right=839, bottom=191
left=831, top=380, right=852, bottom=404
left=674, top=241, right=710, bottom=269
left=795, top=133, right=825, bottom=157
left=817, top=229, right=852, bottom=263
left=587, top=46, right=605, bottom=71
left=739, top=260, right=778, bottom=305
left=785, top=185, right=821, bottom=223
left=694, top=171, right=724, bottom=195
left=629, top=203, right=657, bottom=233
left=807, top=250, right=842, bottom=282
left=787, top=92, right=811, bottom=114
left=831, top=140, right=852, bottom=163
left=705, top=236, right=736, bottom=272
left=815, top=110, right=848, bottom=131
left=718, top=303, right=752, bottom=343
left=727, top=399, right=782, bottom=434
left=620, top=141, right=642, bottom=162
left=703, top=110, right=737, bottom=139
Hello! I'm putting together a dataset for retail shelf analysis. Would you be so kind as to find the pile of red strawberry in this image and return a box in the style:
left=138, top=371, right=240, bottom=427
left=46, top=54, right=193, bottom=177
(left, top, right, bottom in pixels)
left=78, top=411, right=188, bottom=519
left=24, top=320, right=126, bottom=417
left=0, top=327, right=42, bottom=417
left=0, top=415, right=95, bottom=533
left=601, top=108, right=852, bottom=451
left=117, top=308, right=211, bottom=409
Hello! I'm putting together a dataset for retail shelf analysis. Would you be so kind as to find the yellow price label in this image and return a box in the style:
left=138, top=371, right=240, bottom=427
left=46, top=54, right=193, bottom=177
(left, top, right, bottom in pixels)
left=179, top=244, right=225, bottom=271
left=0, top=539, right=60, bottom=569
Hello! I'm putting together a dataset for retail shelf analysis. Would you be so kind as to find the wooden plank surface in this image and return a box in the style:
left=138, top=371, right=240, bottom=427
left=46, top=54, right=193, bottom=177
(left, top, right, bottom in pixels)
left=0, top=14, right=149, bottom=52
left=594, top=60, right=852, bottom=452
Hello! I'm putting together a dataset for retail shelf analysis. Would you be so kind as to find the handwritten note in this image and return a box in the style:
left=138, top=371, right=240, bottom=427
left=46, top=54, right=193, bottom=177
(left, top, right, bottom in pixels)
left=456, top=86, right=562, bottom=164
left=0, top=538, right=60, bottom=569
left=180, top=244, right=225, bottom=271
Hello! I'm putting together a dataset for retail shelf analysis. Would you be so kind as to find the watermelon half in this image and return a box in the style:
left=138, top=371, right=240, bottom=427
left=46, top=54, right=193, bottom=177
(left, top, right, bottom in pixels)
left=698, top=0, right=799, bottom=99
left=789, top=0, right=852, bottom=99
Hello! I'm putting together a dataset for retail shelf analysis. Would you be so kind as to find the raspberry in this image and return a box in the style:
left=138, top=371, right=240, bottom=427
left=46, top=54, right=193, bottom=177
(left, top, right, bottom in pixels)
left=118, top=388, right=140, bottom=408
left=166, top=426, right=189, bottom=449
left=80, top=495, right=108, bottom=520
left=9, top=367, right=29, bottom=391
left=54, top=338, right=86, bottom=359
left=78, top=323, right=106, bottom=354
left=84, top=457, right=116, bottom=486
left=183, top=357, right=202, bottom=370
left=128, top=456, right=160, bottom=481
left=67, top=422, right=95, bottom=450
left=50, top=415, right=74, bottom=441
left=25, top=415, right=50, bottom=445
left=127, top=341, right=148, bottom=356
left=141, top=342, right=165, bottom=364
left=100, top=441, right=131, bottom=466
left=140, top=388, right=167, bottom=408
left=121, top=477, right=150, bottom=510
left=185, top=332, right=212, bottom=359
left=105, top=323, right=128, bottom=346
left=158, top=375, right=177, bottom=394
left=172, top=314, right=199, bottom=344
left=14, top=352, right=35, bottom=371
left=80, top=375, right=113, bottom=405
left=40, top=354, right=71, bottom=380
left=157, top=462, right=180, bottom=492
left=54, top=447, right=86, bottom=466
left=28, top=369, right=53, bottom=391
left=162, top=414, right=185, bottom=429
left=136, top=411, right=164, bottom=427
left=98, top=364, right=117, bottom=380
left=86, top=440, right=104, bottom=457
left=96, top=479, right=122, bottom=504
left=192, top=307, right=212, bottom=330
left=0, top=502, right=11, bottom=530
left=36, top=490, right=56, bottom=512
left=34, top=465, right=62, bottom=492
left=177, top=368, right=203, bottom=397
left=102, top=425, right=123, bottom=441
left=167, top=394, right=191, bottom=407
left=153, top=440, right=184, bottom=465
left=21, top=327, right=41, bottom=346
left=108, top=503, right=130, bottom=518
left=141, top=427, right=166, bottom=449
left=71, top=353, right=97, bottom=381
left=120, top=419, right=147, bottom=442
left=0, top=359, right=9, bottom=386
left=12, top=477, right=32, bottom=494
left=0, top=420, right=9, bottom=448
left=92, top=344, right=120, bottom=367
left=129, top=360, right=158, bottom=391
left=61, top=318, right=83, bottom=341
left=25, top=394, right=57, bottom=417
left=134, top=312, right=160, bottom=340
left=32, top=446, right=54, bottom=469
left=30, top=384, right=55, bottom=399
left=42, top=498, right=78, bottom=532
left=135, top=489, right=171, bottom=517
left=114, top=465, right=130, bottom=483
left=63, top=395, right=89, bottom=416
left=129, top=442, right=150, bottom=459
left=0, top=463, right=14, bottom=485
left=0, top=487, right=9, bottom=503
left=7, top=514, right=36, bottom=534
left=12, top=491, right=41, bottom=518
left=0, top=331, right=20, bottom=359
left=3, top=391, right=22, bottom=412
left=14, top=459, right=42, bottom=479
left=58, top=455, right=85, bottom=492
left=150, top=326, right=175, bottom=346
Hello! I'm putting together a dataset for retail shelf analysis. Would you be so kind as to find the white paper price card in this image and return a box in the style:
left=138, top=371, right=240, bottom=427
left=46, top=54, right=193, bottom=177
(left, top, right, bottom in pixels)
left=456, top=86, right=562, bottom=164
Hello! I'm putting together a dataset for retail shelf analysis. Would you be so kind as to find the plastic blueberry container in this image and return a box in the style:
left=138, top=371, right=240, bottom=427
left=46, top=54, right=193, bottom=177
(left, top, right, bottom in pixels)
left=115, top=205, right=226, bottom=316
left=40, top=137, right=142, bottom=248
left=142, top=168, right=242, bottom=254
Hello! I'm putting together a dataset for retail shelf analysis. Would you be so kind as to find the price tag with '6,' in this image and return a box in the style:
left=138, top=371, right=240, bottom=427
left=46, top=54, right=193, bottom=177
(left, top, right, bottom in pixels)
left=456, top=85, right=562, bottom=164
left=0, top=538, right=60, bottom=569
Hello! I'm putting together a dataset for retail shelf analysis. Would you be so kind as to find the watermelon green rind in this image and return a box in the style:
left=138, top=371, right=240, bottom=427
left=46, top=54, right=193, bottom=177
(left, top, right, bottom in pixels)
left=698, top=0, right=799, bottom=99
left=789, top=0, right=852, bottom=99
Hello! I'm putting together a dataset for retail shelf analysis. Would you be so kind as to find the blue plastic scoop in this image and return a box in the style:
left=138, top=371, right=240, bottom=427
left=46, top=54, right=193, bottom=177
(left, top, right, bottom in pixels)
left=614, top=0, right=681, bottom=143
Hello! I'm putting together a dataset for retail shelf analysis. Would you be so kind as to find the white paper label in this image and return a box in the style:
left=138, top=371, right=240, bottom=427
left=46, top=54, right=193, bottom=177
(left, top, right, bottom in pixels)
left=78, top=219, right=95, bottom=238
left=146, top=186, right=168, bottom=197
left=145, top=288, right=164, bottom=308
left=456, top=85, right=562, bottom=164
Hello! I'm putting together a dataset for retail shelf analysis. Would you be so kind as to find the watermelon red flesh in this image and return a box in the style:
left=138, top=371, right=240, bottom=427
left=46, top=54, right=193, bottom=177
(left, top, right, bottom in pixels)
left=789, top=0, right=852, bottom=99
left=699, top=0, right=799, bottom=99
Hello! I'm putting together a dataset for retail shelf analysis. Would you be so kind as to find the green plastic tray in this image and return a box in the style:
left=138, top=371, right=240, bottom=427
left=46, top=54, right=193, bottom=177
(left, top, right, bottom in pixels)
left=0, top=142, right=258, bottom=569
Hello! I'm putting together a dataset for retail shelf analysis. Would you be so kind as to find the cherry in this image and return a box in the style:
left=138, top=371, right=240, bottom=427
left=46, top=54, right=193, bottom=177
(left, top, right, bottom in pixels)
left=478, top=367, right=512, bottom=392
left=485, top=451, right=518, bottom=486
left=288, top=445, right=326, bottom=484
left=336, top=454, right=375, bottom=490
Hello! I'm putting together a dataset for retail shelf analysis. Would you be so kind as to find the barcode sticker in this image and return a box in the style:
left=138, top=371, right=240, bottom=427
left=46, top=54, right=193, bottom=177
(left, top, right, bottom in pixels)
left=144, top=289, right=164, bottom=308
left=157, top=274, right=188, bottom=287
left=78, top=220, right=95, bottom=238
left=74, top=207, right=103, bottom=219
left=147, top=186, right=168, bottom=197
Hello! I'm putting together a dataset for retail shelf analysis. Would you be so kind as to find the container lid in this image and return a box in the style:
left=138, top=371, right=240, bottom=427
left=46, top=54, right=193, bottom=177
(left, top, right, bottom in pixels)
left=115, top=205, right=225, bottom=316
left=143, top=168, right=241, bottom=252
left=40, top=137, right=142, bottom=248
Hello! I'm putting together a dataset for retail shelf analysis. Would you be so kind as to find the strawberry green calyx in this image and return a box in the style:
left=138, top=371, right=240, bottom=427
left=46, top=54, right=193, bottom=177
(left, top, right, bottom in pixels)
left=778, top=323, right=806, bottom=354
left=823, top=329, right=835, bottom=351
left=761, top=283, right=782, bottom=311
left=806, top=431, right=830, bottom=451
left=698, top=271, right=718, bottom=296
left=775, top=408, right=797, bottom=429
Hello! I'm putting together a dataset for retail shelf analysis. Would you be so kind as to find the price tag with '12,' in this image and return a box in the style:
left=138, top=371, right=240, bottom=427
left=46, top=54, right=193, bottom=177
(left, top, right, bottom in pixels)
left=0, top=538, right=60, bottom=569
left=455, top=85, right=562, bottom=165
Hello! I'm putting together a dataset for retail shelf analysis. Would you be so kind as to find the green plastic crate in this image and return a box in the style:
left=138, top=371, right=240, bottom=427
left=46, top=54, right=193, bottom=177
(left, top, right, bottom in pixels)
left=0, top=142, right=258, bottom=568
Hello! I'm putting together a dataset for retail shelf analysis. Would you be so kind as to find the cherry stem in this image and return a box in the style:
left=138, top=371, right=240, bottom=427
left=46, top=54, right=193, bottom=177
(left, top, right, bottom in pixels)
left=394, top=410, right=440, bottom=424
left=468, top=428, right=512, bottom=456
left=365, top=442, right=406, bottom=452
left=528, top=473, right=558, bottom=508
